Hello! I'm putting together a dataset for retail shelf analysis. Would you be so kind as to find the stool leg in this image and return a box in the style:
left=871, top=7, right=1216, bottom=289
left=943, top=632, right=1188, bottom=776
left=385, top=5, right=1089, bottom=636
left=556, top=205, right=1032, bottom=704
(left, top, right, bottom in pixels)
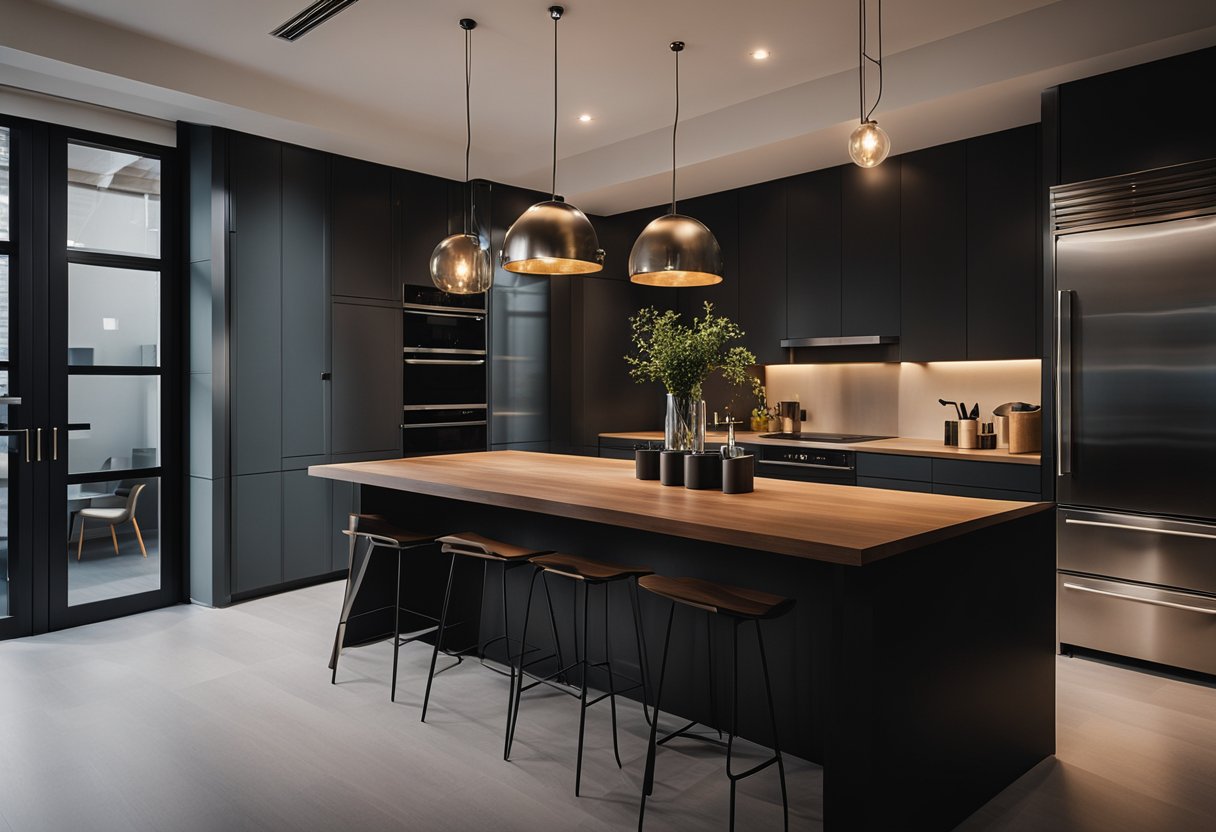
left=390, top=549, right=403, bottom=702
left=639, top=601, right=676, bottom=830
left=604, top=582, right=623, bottom=769
left=541, top=571, right=566, bottom=684
left=727, top=618, right=740, bottom=832
left=421, top=551, right=458, bottom=723
left=500, top=561, right=514, bottom=744
left=707, top=616, right=722, bottom=739
left=628, top=578, right=652, bottom=726
left=330, top=534, right=372, bottom=682
left=575, top=581, right=591, bottom=796
left=755, top=620, right=789, bottom=832
left=506, top=567, right=539, bottom=760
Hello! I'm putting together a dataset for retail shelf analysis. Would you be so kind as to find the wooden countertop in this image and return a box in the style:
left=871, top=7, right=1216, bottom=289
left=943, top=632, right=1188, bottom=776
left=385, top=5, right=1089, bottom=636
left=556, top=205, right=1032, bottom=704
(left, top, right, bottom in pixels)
left=310, top=451, right=1050, bottom=566
left=599, top=431, right=1041, bottom=465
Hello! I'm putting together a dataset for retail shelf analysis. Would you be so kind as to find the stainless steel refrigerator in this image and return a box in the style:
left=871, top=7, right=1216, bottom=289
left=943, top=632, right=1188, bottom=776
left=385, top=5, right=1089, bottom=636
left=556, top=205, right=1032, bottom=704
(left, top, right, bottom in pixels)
left=1051, top=159, right=1216, bottom=676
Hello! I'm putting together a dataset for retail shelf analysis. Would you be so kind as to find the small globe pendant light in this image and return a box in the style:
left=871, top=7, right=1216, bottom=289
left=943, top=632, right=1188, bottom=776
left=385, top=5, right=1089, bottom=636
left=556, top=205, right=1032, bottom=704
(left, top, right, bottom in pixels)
left=629, top=41, right=723, bottom=287
left=848, top=0, right=891, bottom=168
left=501, top=6, right=604, bottom=275
left=431, top=18, right=492, bottom=294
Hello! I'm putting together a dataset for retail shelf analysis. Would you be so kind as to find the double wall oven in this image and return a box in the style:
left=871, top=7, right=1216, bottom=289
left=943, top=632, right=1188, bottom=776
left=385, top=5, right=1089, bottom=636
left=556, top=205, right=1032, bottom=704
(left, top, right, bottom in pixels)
left=402, top=287, right=488, bottom=456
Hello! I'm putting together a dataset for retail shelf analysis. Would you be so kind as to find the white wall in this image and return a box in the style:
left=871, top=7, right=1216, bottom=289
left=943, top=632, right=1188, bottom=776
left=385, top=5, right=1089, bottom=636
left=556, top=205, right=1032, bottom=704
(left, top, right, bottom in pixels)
left=763, top=359, right=1041, bottom=439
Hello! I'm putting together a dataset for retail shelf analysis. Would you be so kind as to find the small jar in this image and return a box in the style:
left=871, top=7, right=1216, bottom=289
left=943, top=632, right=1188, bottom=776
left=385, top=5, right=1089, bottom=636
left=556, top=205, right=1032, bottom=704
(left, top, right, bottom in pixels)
left=958, top=419, right=979, bottom=449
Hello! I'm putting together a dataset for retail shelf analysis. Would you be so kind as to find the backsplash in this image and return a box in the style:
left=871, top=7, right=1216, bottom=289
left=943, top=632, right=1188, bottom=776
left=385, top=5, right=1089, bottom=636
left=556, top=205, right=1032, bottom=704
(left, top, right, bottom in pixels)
left=762, top=360, right=1042, bottom=439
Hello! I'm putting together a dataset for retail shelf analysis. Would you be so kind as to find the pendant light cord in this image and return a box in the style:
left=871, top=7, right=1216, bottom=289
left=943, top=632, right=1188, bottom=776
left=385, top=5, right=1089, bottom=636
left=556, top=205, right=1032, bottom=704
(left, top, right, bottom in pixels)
left=464, top=23, right=472, bottom=234
left=859, top=0, right=884, bottom=122
left=551, top=10, right=559, bottom=200
left=672, top=45, right=680, bottom=215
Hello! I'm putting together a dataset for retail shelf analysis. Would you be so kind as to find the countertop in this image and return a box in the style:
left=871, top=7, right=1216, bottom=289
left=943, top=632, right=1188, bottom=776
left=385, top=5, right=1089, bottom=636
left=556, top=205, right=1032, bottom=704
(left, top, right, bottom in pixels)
left=599, top=430, right=1041, bottom=465
left=309, top=451, right=1050, bottom=566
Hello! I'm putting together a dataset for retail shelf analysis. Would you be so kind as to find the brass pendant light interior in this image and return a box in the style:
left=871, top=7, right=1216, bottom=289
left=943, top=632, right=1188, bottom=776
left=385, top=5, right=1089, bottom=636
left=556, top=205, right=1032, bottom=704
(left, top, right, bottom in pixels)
left=629, top=41, right=723, bottom=287
left=430, top=18, right=492, bottom=294
left=501, top=6, right=604, bottom=275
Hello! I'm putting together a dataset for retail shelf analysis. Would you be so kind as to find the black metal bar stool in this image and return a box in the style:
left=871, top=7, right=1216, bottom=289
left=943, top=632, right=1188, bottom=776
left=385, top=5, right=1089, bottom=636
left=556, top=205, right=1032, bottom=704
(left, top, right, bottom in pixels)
left=328, top=513, right=440, bottom=700
left=421, top=532, right=556, bottom=754
left=506, top=552, right=653, bottom=795
left=637, top=575, right=794, bottom=831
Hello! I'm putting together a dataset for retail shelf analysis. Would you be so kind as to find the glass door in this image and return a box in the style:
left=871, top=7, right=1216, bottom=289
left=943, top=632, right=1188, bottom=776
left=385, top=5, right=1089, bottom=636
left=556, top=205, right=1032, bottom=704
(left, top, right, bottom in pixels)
left=45, top=130, right=180, bottom=629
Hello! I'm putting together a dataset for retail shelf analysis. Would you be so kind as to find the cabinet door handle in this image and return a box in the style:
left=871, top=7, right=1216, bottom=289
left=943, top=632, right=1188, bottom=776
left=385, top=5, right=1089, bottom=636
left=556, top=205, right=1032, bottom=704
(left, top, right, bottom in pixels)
left=35, top=427, right=42, bottom=462
left=53, top=427, right=59, bottom=461
left=0, top=428, right=30, bottom=462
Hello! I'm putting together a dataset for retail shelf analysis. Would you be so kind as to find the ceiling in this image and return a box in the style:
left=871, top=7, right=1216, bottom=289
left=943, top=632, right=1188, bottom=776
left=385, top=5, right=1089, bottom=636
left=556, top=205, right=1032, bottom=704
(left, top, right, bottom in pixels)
left=2, top=0, right=1215, bottom=214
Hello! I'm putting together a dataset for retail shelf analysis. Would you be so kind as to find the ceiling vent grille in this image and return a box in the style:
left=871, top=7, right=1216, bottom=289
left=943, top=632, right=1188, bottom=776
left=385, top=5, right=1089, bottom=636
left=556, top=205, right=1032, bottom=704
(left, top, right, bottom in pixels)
left=270, top=0, right=360, bottom=42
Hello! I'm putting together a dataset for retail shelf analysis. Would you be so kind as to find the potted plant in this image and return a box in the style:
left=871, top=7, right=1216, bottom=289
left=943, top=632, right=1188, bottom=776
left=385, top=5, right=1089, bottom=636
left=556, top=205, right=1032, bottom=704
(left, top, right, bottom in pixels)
left=625, top=302, right=756, bottom=452
left=750, top=376, right=771, bottom=432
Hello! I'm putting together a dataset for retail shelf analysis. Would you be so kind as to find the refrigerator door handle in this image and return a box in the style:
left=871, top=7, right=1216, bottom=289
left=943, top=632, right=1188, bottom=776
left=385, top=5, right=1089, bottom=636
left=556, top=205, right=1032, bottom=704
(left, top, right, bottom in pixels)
left=1056, top=289, right=1073, bottom=477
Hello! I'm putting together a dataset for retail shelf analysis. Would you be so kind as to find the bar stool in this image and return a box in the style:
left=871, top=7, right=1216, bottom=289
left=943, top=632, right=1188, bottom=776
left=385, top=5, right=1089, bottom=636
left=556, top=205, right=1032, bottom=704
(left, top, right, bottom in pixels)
left=421, top=533, right=556, bottom=754
left=506, top=552, right=653, bottom=795
left=637, top=575, right=794, bottom=832
left=328, top=513, right=440, bottom=701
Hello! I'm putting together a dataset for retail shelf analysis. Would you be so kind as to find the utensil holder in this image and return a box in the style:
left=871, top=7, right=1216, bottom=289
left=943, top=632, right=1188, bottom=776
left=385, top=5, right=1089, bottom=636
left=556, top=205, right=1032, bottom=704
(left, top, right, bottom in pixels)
left=684, top=452, right=723, bottom=490
left=659, top=450, right=690, bottom=486
left=722, top=455, right=755, bottom=494
left=635, top=448, right=661, bottom=480
left=1008, top=410, right=1042, bottom=454
left=944, top=420, right=959, bottom=446
left=959, top=419, right=978, bottom=449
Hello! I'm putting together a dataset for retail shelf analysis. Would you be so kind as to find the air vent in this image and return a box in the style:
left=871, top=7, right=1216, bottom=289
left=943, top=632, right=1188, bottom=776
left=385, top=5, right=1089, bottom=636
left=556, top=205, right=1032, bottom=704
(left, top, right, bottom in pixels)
left=1051, top=158, right=1216, bottom=234
left=270, top=0, right=359, bottom=42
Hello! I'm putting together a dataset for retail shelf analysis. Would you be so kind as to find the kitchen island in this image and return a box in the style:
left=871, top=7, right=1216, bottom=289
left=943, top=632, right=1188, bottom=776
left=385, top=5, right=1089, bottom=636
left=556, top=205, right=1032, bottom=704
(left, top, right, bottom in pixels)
left=310, top=451, right=1055, bottom=831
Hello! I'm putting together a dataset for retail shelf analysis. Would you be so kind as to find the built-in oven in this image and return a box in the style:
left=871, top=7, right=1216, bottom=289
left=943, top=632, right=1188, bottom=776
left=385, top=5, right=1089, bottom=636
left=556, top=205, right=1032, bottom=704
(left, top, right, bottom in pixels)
left=402, top=286, right=488, bottom=455
left=754, top=446, right=857, bottom=485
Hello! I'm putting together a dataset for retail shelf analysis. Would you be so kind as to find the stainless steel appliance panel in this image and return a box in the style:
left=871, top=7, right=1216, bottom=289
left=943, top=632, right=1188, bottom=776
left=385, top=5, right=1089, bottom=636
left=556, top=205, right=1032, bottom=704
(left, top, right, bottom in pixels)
left=402, top=353, right=486, bottom=408
left=1058, top=509, right=1216, bottom=595
left=1055, top=215, right=1216, bottom=520
left=1057, top=573, right=1216, bottom=675
left=756, top=446, right=856, bottom=485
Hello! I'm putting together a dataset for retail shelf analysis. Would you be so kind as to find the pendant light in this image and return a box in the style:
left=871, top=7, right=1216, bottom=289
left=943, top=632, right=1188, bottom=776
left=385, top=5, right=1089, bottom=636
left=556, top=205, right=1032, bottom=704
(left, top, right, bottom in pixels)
left=431, top=18, right=492, bottom=294
left=628, top=41, right=723, bottom=287
left=848, top=0, right=890, bottom=168
left=500, top=6, right=604, bottom=275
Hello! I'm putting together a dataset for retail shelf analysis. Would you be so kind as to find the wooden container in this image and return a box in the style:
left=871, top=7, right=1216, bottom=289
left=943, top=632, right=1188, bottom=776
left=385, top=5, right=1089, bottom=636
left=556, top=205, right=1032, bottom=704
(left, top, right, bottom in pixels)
left=1008, top=410, right=1042, bottom=454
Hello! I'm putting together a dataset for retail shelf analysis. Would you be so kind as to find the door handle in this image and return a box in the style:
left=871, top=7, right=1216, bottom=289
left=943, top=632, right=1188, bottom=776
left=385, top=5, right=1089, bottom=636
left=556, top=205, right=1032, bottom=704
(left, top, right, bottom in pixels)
left=403, top=358, right=486, bottom=366
left=1062, top=582, right=1216, bottom=616
left=53, top=427, right=59, bottom=461
left=1064, top=517, right=1216, bottom=540
left=0, top=428, right=30, bottom=462
left=1055, top=289, right=1073, bottom=477
left=35, top=427, right=42, bottom=462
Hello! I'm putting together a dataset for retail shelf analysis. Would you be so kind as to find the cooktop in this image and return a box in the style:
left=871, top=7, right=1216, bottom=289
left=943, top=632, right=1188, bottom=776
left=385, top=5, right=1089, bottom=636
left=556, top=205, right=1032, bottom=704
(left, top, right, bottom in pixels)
left=759, top=432, right=893, bottom=443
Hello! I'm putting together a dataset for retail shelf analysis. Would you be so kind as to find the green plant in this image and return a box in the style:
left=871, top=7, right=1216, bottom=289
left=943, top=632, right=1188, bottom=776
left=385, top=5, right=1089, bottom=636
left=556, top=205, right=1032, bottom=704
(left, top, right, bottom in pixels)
left=624, top=302, right=756, bottom=400
left=750, top=376, right=770, bottom=420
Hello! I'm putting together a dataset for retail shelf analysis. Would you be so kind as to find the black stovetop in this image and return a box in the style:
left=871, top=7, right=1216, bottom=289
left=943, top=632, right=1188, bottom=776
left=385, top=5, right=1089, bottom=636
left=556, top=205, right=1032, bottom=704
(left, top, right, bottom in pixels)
left=759, top=432, right=893, bottom=443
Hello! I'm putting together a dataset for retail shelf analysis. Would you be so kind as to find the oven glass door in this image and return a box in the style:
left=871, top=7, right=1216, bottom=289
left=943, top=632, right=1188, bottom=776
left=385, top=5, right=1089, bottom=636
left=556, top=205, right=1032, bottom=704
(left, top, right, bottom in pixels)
left=402, top=354, right=486, bottom=408
left=403, top=308, right=486, bottom=353
left=401, top=407, right=487, bottom=456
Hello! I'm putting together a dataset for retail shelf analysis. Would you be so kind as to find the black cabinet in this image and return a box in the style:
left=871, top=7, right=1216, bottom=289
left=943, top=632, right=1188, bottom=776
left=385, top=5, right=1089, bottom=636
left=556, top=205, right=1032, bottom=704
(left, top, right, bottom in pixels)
left=901, top=142, right=967, bottom=362
left=855, top=452, right=1041, bottom=501
left=738, top=181, right=787, bottom=366
left=786, top=168, right=842, bottom=339
left=841, top=159, right=901, bottom=336
left=398, top=170, right=460, bottom=290
left=331, top=300, right=402, bottom=455
left=283, top=469, right=331, bottom=582
left=230, top=133, right=282, bottom=476
left=967, top=125, right=1038, bottom=360
left=332, top=156, right=394, bottom=300
left=281, top=145, right=329, bottom=459
left=677, top=191, right=740, bottom=324
left=232, top=472, right=282, bottom=594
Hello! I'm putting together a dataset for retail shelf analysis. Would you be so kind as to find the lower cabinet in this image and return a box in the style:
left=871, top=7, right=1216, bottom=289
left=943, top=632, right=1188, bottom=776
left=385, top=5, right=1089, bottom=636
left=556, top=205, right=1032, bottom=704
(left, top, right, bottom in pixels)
left=232, top=472, right=283, bottom=594
left=856, top=453, right=1041, bottom=501
left=283, top=469, right=332, bottom=582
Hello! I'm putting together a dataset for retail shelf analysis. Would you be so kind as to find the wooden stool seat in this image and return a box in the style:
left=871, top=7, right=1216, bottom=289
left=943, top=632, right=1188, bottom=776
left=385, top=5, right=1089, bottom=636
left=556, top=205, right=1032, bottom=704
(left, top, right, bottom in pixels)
left=638, top=575, right=793, bottom=620
left=439, top=532, right=550, bottom=561
left=530, top=552, right=653, bottom=582
left=343, top=514, right=437, bottom=547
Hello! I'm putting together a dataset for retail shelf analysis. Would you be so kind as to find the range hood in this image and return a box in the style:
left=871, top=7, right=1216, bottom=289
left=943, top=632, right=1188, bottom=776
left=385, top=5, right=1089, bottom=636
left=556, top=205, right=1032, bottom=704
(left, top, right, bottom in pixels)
left=781, top=335, right=899, bottom=348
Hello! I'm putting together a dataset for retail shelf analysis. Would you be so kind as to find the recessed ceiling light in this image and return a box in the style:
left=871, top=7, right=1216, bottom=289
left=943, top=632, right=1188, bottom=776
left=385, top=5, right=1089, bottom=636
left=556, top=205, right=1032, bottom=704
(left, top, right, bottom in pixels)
left=578, top=113, right=593, bottom=123
left=751, top=48, right=770, bottom=61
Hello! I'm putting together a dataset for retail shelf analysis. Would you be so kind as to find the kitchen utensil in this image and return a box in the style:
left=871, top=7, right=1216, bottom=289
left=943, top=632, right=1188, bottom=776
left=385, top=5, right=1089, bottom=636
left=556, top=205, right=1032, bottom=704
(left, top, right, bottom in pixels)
left=969, top=403, right=979, bottom=420
left=938, top=399, right=962, bottom=420
left=959, top=402, right=969, bottom=419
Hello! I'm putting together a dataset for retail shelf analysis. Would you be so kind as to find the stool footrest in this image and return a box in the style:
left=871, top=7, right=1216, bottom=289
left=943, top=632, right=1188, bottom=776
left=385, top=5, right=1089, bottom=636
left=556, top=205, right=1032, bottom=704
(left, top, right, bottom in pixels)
left=728, top=754, right=779, bottom=782
left=657, top=719, right=728, bottom=748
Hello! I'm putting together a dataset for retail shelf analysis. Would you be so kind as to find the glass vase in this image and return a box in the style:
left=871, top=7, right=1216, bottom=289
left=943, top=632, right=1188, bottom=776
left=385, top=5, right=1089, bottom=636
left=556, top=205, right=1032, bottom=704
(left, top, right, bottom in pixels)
left=664, top=393, right=706, bottom=452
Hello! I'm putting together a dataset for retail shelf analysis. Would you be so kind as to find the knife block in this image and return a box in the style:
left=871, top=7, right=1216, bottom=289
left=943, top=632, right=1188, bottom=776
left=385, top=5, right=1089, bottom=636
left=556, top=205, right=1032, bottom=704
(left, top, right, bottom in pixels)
left=1008, top=410, right=1042, bottom=454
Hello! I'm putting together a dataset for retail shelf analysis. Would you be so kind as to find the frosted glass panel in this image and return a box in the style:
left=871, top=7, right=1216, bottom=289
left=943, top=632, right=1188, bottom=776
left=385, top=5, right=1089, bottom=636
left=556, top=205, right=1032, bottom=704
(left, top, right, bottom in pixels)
left=68, top=263, right=159, bottom=367
left=68, top=375, right=160, bottom=475
left=66, top=143, right=160, bottom=257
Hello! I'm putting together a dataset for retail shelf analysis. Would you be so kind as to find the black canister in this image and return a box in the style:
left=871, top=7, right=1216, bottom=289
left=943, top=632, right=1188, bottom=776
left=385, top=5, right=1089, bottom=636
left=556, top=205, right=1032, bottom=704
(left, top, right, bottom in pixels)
left=659, top=450, right=690, bottom=486
left=635, top=448, right=662, bottom=480
left=684, top=452, right=723, bottom=490
left=722, top=454, right=755, bottom=494
left=944, top=420, right=959, bottom=446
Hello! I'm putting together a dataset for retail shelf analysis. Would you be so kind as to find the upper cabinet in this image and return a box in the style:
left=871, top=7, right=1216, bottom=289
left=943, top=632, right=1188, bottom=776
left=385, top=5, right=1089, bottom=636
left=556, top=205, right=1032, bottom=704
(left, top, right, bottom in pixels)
left=841, top=159, right=901, bottom=337
left=398, top=170, right=462, bottom=289
left=677, top=191, right=740, bottom=327
left=901, top=142, right=967, bottom=362
left=738, top=181, right=787, bottom=366
left=967, top=125, right=1039, bottom=360
left=331, top=156, right=394, bottom=300
left=786, top=168, right=842, bottom=340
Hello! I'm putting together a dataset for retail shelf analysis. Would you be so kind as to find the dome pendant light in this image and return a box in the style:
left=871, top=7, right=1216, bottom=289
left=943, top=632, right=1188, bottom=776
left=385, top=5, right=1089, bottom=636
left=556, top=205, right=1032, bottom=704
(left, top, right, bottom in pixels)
left=628, top=41, right=723, bottom=287
left=501, top=6, right=604, bottom=275
left=848, top=0, right=891, bottom=168
left=431, top=19, right=492, bottom=294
